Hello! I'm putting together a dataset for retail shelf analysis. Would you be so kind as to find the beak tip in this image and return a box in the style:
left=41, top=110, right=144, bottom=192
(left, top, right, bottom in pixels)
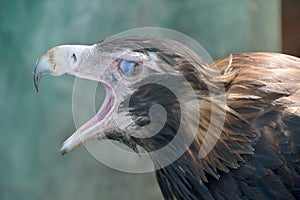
left=34, top=85, right=40, bottom=93
left=33, top=69, right=41, bottom=92
left=59, top=131, right=85, bottom=156
left=59, top=149, right=67, bottom=156
left=59, top=146, right=68, bottom=156
left=59, top=137, right=78, bottom=156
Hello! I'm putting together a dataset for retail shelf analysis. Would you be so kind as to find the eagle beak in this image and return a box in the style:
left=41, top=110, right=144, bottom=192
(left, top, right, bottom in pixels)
left=34, top=44, right=115, bottom=155
left=33, top=45, right=92, bottom=92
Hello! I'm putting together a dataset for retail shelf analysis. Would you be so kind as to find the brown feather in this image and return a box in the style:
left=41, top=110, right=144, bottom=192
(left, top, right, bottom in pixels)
left=98, top=37, right=300, bottom=199
left=152, top=52, right=300, bottom=200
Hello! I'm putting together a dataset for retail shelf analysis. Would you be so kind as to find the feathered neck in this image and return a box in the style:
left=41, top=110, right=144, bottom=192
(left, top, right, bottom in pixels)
left=125, top=55, right=257, bottom=199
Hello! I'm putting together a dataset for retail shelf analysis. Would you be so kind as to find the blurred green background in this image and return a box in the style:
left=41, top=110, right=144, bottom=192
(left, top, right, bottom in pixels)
left=0, top=0, right=281, bottom=200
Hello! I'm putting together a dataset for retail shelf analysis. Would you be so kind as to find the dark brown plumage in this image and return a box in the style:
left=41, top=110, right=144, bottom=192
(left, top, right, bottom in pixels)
left=34, top=36, right=300, bottom=200
left=153, top=52, right=300, bottom=200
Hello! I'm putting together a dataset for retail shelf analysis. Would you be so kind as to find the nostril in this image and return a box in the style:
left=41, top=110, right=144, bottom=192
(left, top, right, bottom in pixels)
left=71, top=53, right=77, bottom=64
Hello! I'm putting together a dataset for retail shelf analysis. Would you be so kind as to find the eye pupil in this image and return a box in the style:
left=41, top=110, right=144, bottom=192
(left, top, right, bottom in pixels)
left=120, top=60, right=139, bottom=76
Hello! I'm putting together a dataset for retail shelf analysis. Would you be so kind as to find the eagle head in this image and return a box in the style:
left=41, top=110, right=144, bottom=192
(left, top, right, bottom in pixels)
left=34, top=35, right=221, bottom=158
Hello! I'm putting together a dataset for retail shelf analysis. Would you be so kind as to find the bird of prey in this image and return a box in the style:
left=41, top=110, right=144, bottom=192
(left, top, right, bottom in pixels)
left=34, top=36, right=300, bottom=200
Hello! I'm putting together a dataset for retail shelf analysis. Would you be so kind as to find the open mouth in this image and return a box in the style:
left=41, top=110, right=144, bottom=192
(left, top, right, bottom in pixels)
left=59, top=83, right=115, bottom=155
left=97, top=85, right=115, bottom=121
left=33, top=44, right=118, bottom=155
left=79, top=84, right=115, bottom=131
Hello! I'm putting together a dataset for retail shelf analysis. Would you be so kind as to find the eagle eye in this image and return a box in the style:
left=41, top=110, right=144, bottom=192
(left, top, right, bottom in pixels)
left=119, top=60, right=140, bottom=76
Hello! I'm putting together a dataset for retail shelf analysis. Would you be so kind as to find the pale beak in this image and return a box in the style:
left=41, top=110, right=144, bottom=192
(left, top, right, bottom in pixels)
left=33, top=45, right=92, bottom=91
left=34, top=44, right=113, bottom=155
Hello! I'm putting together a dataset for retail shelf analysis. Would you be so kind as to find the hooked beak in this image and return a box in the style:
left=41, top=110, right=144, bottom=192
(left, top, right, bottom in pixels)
left=34, top=45, right=92, bottom=92
left=33, top=52, right=56, bottom=92
left=34, top=44, right=115, bottom=155
left=33, top=66, right=42, bottom=92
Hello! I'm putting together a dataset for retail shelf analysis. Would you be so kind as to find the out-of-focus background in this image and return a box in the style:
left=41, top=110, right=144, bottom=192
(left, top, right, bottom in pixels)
left=1, top=0, right=299, bottom=199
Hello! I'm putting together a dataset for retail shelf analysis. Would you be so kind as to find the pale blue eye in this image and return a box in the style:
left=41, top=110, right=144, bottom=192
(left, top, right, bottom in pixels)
left=119, top=60, right=139, bottom=76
